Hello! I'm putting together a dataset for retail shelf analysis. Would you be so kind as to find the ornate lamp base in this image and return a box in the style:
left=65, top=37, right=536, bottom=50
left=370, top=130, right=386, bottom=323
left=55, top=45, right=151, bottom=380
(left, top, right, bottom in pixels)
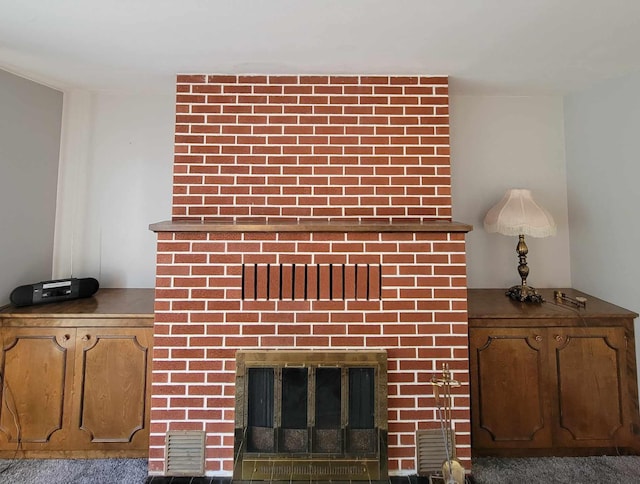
left=504, top=234, right=545, bottom=303
left=506, top=284, right=544, bottom=303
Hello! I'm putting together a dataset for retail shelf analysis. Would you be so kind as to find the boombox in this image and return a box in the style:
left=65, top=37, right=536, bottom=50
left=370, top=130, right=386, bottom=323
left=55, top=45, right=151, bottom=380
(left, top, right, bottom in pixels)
left=10, top=277, right=99, bottom=307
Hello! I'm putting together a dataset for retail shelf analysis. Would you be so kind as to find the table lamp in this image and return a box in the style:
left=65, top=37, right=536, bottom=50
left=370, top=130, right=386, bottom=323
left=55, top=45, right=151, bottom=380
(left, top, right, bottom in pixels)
left=484, top=188, right=556, bottom=303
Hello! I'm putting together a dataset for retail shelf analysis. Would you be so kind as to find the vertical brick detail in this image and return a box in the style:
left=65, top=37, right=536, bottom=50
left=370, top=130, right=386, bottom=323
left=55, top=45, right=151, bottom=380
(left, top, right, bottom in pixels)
left=241, top=263, right=382, bottom=301
left=172, top=75, right=451, bottom=222
left=150, top=231, right=471, bottom=476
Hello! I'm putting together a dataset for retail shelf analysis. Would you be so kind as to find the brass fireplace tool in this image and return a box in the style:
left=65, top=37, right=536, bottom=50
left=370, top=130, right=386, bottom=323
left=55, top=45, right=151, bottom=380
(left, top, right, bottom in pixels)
left=554, top=290, right=587, bottom=308
left=429, top=363, right=466, bottom=484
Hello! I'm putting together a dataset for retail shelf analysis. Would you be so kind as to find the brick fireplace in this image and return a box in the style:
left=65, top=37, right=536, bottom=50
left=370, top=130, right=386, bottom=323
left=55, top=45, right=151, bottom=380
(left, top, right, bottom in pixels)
left=149, top=74, right=472, bottom=479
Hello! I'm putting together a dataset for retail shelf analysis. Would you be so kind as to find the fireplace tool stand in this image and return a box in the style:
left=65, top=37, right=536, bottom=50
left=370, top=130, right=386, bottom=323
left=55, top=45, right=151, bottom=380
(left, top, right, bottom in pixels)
left=428, top=364, right=466, bottom=484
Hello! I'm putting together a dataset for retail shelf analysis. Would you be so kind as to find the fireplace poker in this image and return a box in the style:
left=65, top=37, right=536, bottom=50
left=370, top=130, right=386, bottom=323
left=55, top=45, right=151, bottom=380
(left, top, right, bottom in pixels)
left=429, top=363, right=465, bottom=484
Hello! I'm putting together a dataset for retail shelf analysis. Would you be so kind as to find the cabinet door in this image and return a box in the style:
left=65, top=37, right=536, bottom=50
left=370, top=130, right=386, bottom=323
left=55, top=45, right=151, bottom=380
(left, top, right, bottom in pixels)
left=470, top=327, right=553, bottom=451
left=551, top=327, right=630, bottom=448
left=0, top=328, right=75, bottom=450
left=72, top=327, right=152, bottom=451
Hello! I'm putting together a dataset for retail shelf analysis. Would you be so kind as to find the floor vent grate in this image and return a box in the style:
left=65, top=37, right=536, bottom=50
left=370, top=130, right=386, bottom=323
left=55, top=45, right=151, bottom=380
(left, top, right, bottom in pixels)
left=416, top=428, right=456, bottom=476
left=165, top=430, right=205, bottom=476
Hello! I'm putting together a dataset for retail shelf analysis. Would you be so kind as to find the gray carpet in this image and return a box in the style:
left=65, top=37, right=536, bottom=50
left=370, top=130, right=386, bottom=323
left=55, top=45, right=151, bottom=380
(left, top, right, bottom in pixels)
left=0, top=458, right=148, bottom=484
left=1, top=457, right=639, bottom=483
left=472, top=456, right=640, bottom=484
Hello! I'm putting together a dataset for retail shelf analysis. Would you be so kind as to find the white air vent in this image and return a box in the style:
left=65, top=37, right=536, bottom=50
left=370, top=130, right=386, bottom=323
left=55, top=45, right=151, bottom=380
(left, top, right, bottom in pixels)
left=165, top=430, right=206, bottom=476
left=416, top=428, right=456, bottom=476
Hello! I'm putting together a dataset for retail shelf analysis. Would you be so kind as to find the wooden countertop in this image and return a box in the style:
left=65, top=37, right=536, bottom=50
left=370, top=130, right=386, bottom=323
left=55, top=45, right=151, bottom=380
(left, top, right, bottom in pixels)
left=0, top=288, right=155, bottom=319
left=468, top=288, right=638, bottom=321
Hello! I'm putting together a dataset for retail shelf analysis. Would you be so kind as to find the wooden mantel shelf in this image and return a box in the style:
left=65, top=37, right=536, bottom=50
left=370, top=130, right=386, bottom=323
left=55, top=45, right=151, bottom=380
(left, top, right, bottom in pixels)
left=149, top=219, right=473, bottom=233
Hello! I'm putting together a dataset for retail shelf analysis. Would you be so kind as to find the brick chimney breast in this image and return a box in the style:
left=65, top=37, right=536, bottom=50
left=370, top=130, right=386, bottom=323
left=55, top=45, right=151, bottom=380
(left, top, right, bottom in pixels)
left=149, top=74, right=471, bottom=478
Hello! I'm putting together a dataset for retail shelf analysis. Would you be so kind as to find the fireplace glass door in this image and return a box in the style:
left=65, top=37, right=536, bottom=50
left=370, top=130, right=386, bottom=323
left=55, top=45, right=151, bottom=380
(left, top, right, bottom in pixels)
left=235, top=350, right=388, bottom=481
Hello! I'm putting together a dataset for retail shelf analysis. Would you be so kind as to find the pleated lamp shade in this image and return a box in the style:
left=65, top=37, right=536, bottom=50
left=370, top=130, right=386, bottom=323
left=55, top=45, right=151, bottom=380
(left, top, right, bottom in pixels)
left=484, top=189, right=556, bottom=238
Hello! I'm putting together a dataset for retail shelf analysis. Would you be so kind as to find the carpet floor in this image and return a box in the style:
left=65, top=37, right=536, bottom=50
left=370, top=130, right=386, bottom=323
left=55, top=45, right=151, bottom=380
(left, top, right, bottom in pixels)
left=471, top=456, right=640, bottom=484
left=0, top=458, right=148, bottom=484
left=1, top=456, right=639, bottom=483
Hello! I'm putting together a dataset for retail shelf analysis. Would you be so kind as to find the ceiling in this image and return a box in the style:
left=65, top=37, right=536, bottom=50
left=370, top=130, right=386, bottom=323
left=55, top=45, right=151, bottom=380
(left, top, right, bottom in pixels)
left=1, top=0, right=640, bottom=94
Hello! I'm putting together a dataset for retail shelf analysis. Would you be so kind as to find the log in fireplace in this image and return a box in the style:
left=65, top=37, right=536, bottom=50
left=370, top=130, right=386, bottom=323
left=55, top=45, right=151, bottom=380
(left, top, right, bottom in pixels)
left=234, top=350, right=388, bottom=481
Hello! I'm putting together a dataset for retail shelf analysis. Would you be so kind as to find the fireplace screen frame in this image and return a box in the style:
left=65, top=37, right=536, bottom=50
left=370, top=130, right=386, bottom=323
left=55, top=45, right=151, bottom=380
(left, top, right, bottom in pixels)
left=233, top=350, right=388, bottom=481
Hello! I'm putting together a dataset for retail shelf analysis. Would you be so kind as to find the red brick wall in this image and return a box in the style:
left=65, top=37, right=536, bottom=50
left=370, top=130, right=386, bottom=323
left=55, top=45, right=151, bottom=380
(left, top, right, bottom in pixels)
left=150, top=231, right=470, bottom=475
left=149, top=74, right=470, bottom=477
left=172, top=75, right=451, bottom=223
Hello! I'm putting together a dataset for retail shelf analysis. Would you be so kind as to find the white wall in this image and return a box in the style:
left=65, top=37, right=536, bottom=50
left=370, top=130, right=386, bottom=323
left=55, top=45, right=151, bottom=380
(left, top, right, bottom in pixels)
left=564, top=70, right=640, bottom=399
left=0, top=69, right=63, bottom=305
left=53, top=89, right=174, bottom=288
left=564, top=71, right=640, bottom=310
left=53, top=90, right=573, bottom=291
left=450, top=95, right=571, bottom=289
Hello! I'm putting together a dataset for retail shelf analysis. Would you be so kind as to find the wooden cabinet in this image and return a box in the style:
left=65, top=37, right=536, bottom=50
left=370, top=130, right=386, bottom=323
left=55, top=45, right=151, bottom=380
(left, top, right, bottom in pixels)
left=468, top=288, right=640, bottom=457
left=0, top=327, right=75, bottom=449
left=469, top=327, right=553, bottom=451
left=0, top=289, right=154, bottom=458
left=74, top=327, right=151, bottom=448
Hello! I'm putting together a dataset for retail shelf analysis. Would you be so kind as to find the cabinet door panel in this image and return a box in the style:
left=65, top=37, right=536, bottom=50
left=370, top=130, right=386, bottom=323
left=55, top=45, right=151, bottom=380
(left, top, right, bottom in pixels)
left=0, top=329, right=74, bottom=448
left=553, top=328, right=629, bottom=446
left=470, top=328, right=553, bottom=449
left=75, top=328, right=151, bottom=446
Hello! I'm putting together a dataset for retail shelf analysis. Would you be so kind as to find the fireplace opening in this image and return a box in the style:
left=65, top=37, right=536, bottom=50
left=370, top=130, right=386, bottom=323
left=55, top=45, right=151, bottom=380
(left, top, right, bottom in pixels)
left=234, top=350, right=388, bottom=481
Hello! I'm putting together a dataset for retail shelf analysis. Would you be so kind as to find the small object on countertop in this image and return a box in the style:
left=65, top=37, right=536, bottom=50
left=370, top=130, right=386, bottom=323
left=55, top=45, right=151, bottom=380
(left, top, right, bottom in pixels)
left=10, top=277, right=99, bottom=307
left=554, top=290, right=587, bottom=308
